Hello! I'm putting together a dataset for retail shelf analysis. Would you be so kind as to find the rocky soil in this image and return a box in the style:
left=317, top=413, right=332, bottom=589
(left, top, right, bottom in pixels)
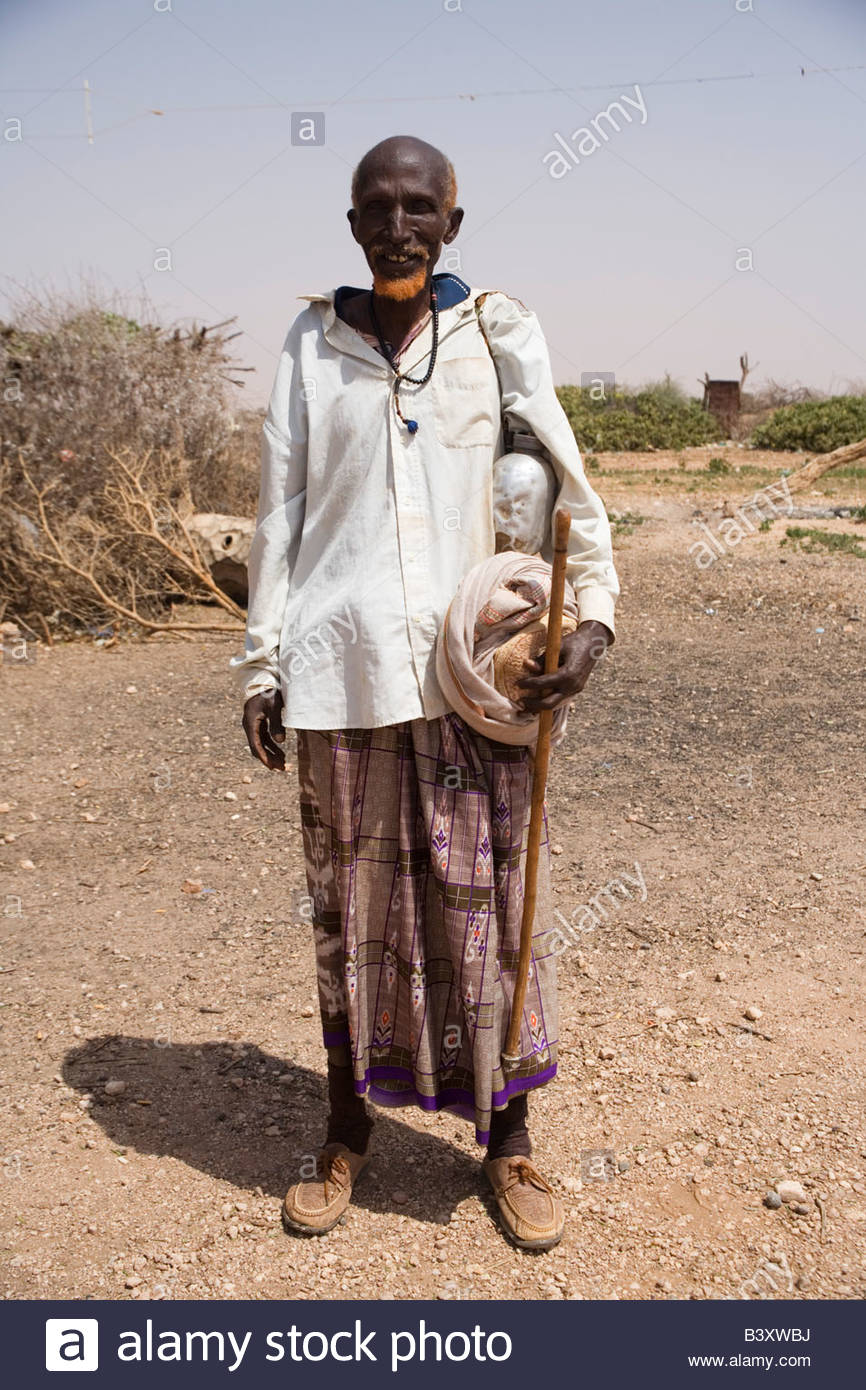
left=1, top=449, right=864, bottom=1301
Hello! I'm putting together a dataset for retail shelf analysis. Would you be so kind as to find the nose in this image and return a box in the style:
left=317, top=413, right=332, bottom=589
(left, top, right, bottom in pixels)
left=385, top=206, right=410, bottom=242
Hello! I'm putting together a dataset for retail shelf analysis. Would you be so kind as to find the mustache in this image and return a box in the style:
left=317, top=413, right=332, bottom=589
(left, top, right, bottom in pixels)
left=370, top=244, right=429, bottom=261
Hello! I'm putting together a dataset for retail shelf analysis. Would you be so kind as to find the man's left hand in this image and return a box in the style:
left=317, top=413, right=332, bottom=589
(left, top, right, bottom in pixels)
left=517, top=619, right=612, bottom=713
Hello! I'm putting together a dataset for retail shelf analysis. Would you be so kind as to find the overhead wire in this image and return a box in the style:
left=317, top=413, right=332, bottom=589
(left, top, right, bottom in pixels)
left=6, top=62, right=866, bottom=140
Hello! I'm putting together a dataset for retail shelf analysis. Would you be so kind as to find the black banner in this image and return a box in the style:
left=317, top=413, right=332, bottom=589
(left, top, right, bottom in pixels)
left=7, top=1298, right=856, bottom=1387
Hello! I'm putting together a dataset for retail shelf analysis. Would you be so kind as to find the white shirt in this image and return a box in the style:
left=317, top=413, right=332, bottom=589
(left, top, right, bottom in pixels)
left=230, top=278, right=619, bottom=730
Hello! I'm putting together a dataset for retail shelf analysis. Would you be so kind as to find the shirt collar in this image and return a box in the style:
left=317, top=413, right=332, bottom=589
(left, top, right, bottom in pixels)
left=300, top=274, right=478, bottom=370
left=300, top=272, right=475, bottom=315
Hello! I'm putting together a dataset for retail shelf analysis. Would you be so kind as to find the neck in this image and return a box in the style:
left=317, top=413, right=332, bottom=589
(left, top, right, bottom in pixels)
left=370, top=276, right=433, bottom=344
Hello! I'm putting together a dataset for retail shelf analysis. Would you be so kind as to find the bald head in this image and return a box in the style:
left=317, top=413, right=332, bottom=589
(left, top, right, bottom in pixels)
left=351, top=136, right=457, bottom=213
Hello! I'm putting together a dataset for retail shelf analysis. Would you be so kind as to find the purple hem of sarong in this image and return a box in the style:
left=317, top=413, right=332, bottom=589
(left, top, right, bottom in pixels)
left=351, top=1061, right=558, bottom=1146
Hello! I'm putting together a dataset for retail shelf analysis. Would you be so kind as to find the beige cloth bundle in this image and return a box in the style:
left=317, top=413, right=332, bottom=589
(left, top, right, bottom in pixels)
left=435, top=552, right=580, bottom=746
left=493, top=610, right=578, bottom=703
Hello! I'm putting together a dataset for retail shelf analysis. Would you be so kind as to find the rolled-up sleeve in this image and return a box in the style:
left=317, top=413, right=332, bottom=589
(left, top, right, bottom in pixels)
left=229, top=319, right=309, bottom=700
left=478, top=292, right=619, bottom=637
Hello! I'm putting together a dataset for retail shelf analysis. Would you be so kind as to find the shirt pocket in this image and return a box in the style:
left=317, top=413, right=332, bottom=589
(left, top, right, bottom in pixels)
left=430, top=355, right=498, bottom=449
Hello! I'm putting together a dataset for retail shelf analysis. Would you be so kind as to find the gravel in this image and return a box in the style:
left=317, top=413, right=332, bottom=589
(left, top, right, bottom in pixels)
left=2, top=468, right=863, bottom=1303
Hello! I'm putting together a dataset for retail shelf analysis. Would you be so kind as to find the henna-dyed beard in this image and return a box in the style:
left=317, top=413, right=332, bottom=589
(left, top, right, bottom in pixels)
left=371, top=258, right=429, bottom=301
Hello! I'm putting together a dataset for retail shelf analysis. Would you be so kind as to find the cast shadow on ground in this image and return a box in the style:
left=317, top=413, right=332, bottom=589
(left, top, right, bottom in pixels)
left=62, top=1035, right=487, bottom=1229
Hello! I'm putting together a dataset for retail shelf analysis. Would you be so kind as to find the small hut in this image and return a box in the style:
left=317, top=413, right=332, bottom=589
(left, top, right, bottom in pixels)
left=700, top=353, right=755, bottom=437
left=702, top=378, right=741, bottom=436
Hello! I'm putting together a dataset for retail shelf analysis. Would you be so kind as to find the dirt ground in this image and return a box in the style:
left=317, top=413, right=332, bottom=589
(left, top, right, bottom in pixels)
left=1, top=446, right=864, bottom=1302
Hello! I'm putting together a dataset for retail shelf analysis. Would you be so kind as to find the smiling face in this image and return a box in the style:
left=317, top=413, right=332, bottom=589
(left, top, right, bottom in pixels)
left=348, top=137, right=463, bottom=300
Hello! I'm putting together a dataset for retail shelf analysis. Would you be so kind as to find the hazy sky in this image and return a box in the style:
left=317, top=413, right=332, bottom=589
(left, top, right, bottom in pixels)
left=2, top=0, right=864, bottom=403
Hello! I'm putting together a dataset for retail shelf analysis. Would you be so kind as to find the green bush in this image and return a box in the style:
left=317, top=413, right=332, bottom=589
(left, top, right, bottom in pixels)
left=557, top=379, right=718, bottom=452
left=751, top=397, right=866, bottom=453
left=611, top=510, right=646, bottom=536
left=783, top=526, right=866, bottom=559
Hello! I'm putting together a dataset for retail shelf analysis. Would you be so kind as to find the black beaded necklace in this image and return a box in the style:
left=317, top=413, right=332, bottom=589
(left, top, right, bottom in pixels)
left=368, top=288, right=439, bottom=435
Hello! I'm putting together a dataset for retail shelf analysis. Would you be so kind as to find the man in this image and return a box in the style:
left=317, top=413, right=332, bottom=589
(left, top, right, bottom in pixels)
left=232, top=135, right=619, bottom=1252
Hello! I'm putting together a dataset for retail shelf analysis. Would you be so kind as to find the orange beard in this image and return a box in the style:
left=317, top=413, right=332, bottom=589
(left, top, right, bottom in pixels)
left=372, top=264, right=429, bottom=300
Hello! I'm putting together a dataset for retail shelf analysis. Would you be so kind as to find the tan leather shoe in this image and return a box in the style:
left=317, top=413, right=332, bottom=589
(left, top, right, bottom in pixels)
left=483, top=1155, right=565, bottom=1251
left=281, top=1142, right=370, bottom=1236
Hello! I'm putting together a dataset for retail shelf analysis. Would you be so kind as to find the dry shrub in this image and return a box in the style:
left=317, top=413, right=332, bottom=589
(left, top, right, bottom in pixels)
left=0, top=286, right=258, bottom=632
left=189, top=408, right=261, bottom=517
left=1, top=448, right=246, bottom=635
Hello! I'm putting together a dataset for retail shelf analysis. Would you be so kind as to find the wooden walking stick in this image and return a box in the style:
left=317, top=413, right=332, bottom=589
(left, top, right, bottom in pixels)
left=502, top=506, right=572, bottom=1068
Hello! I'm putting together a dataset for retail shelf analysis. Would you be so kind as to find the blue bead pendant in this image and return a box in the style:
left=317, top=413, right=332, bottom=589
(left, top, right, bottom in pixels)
left=406, top=419, right=419, bottom=434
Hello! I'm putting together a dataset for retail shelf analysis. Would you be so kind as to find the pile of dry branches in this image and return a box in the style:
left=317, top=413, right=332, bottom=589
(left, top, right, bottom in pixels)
left=0, top=287, right=258, bottom=635
left=2, top=449, right=246, bottom=640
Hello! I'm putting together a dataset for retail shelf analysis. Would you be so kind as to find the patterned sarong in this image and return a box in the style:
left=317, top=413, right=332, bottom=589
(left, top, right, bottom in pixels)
left=296, top=713, right=559, bottom=1144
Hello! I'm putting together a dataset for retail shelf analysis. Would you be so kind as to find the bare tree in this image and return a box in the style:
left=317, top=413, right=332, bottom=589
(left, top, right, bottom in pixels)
left=739, top=352, right=759, bottom=389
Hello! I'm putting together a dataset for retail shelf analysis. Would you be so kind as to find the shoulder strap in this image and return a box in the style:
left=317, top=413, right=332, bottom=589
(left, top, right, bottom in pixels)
left=474, top=292, right=512, bottom=451
left=474, top=291, right=493, bottom=354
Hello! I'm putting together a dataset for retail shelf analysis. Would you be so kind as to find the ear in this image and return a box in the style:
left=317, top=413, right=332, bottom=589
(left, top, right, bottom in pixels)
left=347, top=207, right=360, bottom=242
left=443, top=206, right=464, bottom=245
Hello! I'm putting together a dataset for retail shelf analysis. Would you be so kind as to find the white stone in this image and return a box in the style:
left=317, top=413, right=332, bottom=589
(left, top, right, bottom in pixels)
left=776, top=1180, right=808, bottom=1204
